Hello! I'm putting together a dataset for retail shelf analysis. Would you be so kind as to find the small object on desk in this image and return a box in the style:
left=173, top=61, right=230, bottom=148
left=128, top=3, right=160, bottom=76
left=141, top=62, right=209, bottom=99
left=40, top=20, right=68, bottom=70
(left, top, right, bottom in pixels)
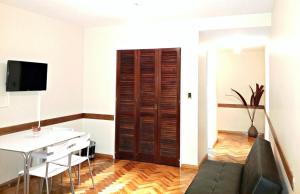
left=31, top=126, right=41, bottom=137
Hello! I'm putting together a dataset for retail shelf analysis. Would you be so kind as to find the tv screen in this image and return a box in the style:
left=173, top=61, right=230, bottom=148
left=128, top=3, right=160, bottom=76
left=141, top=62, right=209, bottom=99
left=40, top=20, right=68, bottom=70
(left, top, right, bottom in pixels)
left=6, top=60, right=48, bottom=91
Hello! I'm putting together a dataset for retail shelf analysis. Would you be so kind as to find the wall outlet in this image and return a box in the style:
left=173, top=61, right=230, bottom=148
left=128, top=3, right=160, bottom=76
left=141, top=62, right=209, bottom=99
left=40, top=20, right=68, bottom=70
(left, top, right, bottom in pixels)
left=188, top=92, right=192, bottom=99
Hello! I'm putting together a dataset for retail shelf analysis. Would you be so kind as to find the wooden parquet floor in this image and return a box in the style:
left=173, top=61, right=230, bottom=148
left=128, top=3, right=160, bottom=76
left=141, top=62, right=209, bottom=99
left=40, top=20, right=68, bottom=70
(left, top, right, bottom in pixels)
left=208, top=132, right=256, bottom=164
left=1, top=132, right=255, bottom=194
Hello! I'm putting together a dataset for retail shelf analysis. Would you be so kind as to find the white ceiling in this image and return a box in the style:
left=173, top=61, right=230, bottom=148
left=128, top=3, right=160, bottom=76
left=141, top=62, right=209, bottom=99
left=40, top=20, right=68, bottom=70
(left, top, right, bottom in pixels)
left=199, top=27, right=270, bottom=49
left=0, top=0, right=273, bottom=26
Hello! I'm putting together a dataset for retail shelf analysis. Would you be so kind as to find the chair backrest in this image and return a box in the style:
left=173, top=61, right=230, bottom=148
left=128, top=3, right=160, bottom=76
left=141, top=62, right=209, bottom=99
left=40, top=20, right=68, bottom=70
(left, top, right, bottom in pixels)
left=72, top=134, right=91, bottom=155
left=52, top=126, right=74, bottom=132
left=46, top=133, right=90, bottom=162
left=46, top=140, right=73, bottom=163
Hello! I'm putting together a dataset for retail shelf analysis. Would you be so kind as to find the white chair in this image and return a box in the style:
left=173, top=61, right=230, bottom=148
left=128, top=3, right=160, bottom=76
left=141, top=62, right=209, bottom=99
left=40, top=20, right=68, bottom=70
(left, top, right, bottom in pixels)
left=31, top=127, right=84, bottom=187
left=54, top=134, right=95, bottom=188
left=31, top=127, right=75, bottom=160
left=16, top=140, right=75, bottom=194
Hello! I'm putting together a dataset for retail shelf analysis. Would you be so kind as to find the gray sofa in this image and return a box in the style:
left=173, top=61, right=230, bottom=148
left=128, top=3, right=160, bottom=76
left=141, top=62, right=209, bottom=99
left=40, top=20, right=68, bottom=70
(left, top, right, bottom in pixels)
left=185, top=138, right=282, bottom=194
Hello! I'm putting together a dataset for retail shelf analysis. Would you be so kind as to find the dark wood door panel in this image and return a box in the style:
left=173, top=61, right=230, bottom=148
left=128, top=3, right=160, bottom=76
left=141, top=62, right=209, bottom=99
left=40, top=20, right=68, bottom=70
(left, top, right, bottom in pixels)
left=137, top=116, right=156, bottom=162
left=158, top=48, right=180, bottom=166
left=137, top=49, right=157, bottom=162
left=116, top=48, right=180, bottom=166
left=116, top=50, right=137, bottom=158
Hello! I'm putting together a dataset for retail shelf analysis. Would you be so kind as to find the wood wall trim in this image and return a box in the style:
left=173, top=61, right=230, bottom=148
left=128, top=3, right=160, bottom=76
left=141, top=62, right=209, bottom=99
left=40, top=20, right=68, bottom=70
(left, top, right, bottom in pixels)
left=82, top=113, right=114, bottom=121
left=181, top=154, right=208, bottom=170
left=181, top=164, right=199, bottom=170
left=218, top=103, right=265, bottom=109
left=264, top=110, right=294, bottom=190
left=0, top=121, right=38, bottom=136
left=213, top=138, right=219, bottom=148
left=0, top=114, right=82, bottom=136
left=94, top=153, right=114, bottom=159
left=218, top=130, right=266, bottom=136
left=199, top=154, right=208, bottom=169
left=0, top=113, right=114, bottom=136
left=218, top=130, right=247, bottom=135
left=40, top=113, right=83, bottom=126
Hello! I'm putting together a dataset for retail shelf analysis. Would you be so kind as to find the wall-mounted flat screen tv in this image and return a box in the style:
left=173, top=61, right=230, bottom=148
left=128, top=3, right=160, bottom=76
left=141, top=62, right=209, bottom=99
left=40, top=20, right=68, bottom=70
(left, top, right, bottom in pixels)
left=6, top=60, right=48, bottom=91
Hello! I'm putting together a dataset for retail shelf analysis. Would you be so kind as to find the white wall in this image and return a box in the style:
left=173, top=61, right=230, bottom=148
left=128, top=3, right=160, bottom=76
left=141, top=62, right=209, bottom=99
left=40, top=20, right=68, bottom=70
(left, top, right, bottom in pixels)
left=264, top=46, right=270, bottom=140
left=83, top=23, right=200, bottom=165
left=216, top=48, right=265, bottom=133
left=206, top=50, right=218, bottom=148
left=82, top=119, right=115, bottom=155
left=0, top=3, right=84, bottom=184
left=0, top=3, right=84, bottom=125
left=270, top=0, right=300, bottom=193
left=198, top=51, right=208, bottom=163
left=83, top=14, right=271, bottom=165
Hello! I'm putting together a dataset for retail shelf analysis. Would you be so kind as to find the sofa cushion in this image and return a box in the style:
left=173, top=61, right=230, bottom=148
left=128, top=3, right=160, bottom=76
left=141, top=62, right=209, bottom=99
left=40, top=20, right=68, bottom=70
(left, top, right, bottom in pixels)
left=240, top=138, right=282, bottom=194
left=185, top=160, right=243, bottom=194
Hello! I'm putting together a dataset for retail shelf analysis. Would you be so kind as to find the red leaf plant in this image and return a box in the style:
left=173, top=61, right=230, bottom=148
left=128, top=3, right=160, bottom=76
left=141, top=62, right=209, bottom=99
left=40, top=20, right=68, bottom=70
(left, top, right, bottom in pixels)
left=231, top=84, right=264, bottom=126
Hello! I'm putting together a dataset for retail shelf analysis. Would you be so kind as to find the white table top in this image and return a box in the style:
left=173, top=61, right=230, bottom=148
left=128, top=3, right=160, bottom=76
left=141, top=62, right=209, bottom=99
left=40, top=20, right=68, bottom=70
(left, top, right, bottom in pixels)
left=0, top=128, right=85, bottom=153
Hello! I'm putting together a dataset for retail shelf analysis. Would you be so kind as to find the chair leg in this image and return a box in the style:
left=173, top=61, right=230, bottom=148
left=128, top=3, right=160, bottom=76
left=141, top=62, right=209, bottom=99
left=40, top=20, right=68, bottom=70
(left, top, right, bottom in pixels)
left=77, top=164, right=81, bottom=185
left=45, top=177, right=49, bottom=194
left=16, top=174, right=21, bottom=194
left=60, top=173, right=63, bottom=184
left=68, top=167, right=75, bottom=194
left=71, top=166, right=78, bottom=184
left=27, top=174, right=31, bottom=194
left=87, top=158, right=95, bottom=188
left=50, top=177, right=53, bottom=193
left=40, top=178, right=44, bottom=194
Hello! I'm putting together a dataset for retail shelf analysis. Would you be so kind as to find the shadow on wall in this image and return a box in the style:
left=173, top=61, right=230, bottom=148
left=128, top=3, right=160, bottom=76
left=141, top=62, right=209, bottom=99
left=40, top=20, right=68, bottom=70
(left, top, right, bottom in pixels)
left=0, top=63, right=9, bottom=108
left=0, top=150, right=24, bottom=184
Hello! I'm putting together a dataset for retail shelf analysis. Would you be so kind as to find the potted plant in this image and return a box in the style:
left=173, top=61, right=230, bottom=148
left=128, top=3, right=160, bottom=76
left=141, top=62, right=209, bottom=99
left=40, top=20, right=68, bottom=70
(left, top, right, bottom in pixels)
left=231, top=84, right=264, bottom=137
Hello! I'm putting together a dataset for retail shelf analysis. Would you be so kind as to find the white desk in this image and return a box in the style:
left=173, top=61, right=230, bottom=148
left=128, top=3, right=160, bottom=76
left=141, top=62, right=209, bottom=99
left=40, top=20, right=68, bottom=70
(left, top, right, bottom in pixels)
left=0, top=128, right=85, bottom=194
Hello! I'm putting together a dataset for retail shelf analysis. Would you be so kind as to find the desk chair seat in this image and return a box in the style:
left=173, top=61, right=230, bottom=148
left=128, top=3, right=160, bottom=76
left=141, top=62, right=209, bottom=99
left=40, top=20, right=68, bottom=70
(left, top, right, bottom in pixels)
left=16, top=140, right=75, bottom=194
left=53, top=134, right=95, bottom=188
left=31, top=127, right=74, bottom=160
left=55, top=155, right=88, bottom=167
left=19, top=163, right=68, bottom=178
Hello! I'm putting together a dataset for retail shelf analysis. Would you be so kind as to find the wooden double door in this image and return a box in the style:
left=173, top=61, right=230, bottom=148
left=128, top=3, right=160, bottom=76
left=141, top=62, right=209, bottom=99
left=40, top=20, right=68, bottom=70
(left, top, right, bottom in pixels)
left=115, top=48, right=181, bottom=166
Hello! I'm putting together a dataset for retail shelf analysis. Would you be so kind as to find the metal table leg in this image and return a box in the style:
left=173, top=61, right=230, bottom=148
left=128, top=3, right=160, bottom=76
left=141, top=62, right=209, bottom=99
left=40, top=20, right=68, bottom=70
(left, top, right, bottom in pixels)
left=22, top=152, right=32, bottom=194
left=22, top=153, right=27, bottom=194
